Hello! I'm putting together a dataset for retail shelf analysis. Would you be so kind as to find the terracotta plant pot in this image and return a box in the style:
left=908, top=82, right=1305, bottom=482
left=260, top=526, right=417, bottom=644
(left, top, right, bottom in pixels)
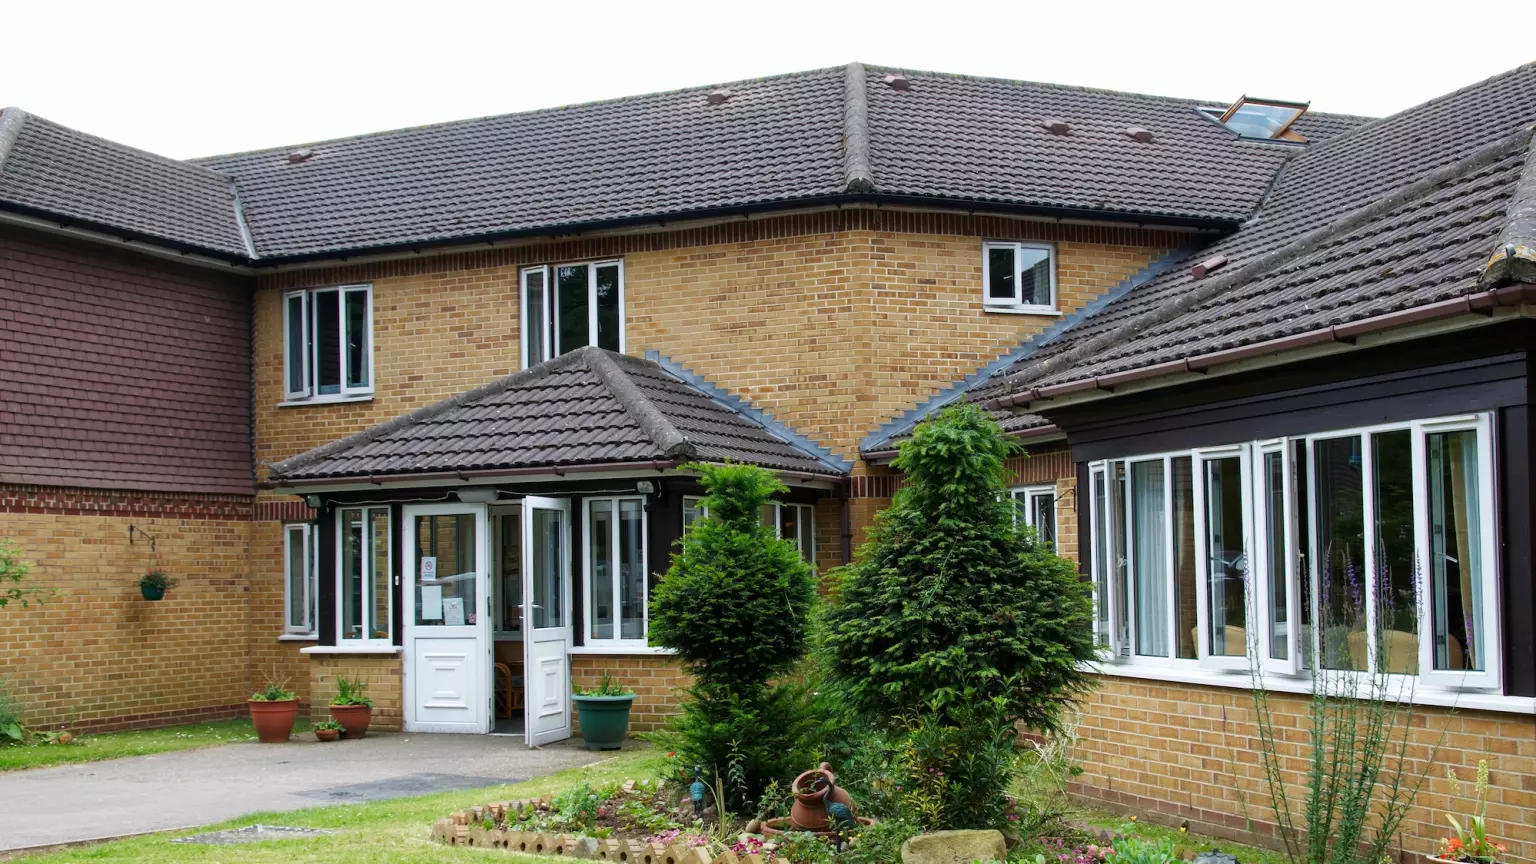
left=248, top=699, right=299, bottom=743
left=790, top=763, right=857, bottom=832
left=329, top=704, right=372, bottom=739
left=315, top=727, right=340, bottom=742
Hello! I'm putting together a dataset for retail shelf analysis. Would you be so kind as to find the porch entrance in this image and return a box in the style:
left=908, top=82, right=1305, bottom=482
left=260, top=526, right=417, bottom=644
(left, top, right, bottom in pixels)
left=402, top=497, right=572, bottom=745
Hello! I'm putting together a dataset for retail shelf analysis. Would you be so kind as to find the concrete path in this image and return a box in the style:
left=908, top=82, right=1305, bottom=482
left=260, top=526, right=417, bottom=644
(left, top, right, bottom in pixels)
left=0, top=733, right=609, bottom=852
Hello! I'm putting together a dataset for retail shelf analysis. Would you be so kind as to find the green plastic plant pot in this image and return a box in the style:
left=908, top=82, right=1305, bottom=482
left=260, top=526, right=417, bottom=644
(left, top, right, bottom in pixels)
left=140, top=585, right=166, bottom=601
left=572, top=694, right=635, bottom=750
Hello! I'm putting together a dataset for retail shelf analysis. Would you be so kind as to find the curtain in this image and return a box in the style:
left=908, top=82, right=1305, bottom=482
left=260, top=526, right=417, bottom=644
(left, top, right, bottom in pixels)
left=1133, top=461, right=1169, bottom=657
left=1448, top=433, right=1480, bottom=670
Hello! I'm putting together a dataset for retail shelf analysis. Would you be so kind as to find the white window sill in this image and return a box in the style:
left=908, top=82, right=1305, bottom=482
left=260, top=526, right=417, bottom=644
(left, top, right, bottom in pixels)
left=278, top=393, right=375, bottom=408
left=278, top=634, right=319, bottom=642
left=983, top=305, right=1061, bottom=316
left=300, top=644, right=402, bottom=655
left=1087, top=659, right=1535, bottom=715
left=567, top=645, right=676, bottom=656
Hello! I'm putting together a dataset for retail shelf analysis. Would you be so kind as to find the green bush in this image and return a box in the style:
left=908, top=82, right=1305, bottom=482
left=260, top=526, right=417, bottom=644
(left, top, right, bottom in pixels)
left=0, top=679, right=25, bottom=745
left=1105, top=837, right=1179, bottom=864
left=0, top=540, right=53, bottom=610
left=842, top=817, right=921, bottom=864
left=820, top=404, right=1097, bottom=734
left=891, top=688, right=1022, bottom=831
left=649, top=463, right=819, bottom=811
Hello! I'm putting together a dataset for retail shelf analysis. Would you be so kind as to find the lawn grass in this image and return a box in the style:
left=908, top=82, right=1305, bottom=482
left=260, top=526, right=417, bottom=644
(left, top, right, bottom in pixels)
left=0, top=717, right=311, bottom=773
left=15, top=749, right=664, bottom=864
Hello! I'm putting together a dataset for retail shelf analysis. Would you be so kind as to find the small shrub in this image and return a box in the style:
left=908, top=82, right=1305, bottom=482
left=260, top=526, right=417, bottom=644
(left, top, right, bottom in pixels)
left=330, top=674, right=373, bottom=707
left=138, top=569, right=178, bottom=591
left=0, top=679, right=25, bottom=745
left=775, top=830, right=836, bottom=864
left=842, top=817, right=921, bottom=864
left=649, top=462, right=819, bottom=811
left=1104, top=837, right=1179, bottom=864
left=0, top=540, right=54, bottom=610
left=576, top=674, right=634, bottom=697
left=251, top=676, right=296, bottom=702
left=551, top=782, right=603, bottom=831
left=314, top=720, right=345, bottom=732
left=891, top=688, right=1021, bottom=831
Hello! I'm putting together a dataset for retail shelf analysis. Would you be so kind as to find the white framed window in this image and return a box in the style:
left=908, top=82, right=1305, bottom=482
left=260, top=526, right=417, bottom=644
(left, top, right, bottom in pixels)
left=763, top=502, right=816, bottom=564
left=1086, top=413, right=1501, bottom=694
left=521, top=260, right=624, bottom=368
left=682, top=496, right=707, bottom=534
left=337, top=506, right=393, bottom=645
left=585, top=496, right=648, bottom=647
left=982, top=241, right=1056, bottom=313
left=283, top=523, right=318, bottom=636
left=283, top=284, right=373, bottom=402
left=1010, top=484, right=1058, bottom=545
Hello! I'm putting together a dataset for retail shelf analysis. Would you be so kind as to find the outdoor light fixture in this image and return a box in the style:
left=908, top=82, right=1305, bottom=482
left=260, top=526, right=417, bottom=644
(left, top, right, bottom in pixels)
left=635, top=480, right=656, bottom=495
left=304, top=495, right=322, bottom=509
left=455, top=487, right=501, bottom=504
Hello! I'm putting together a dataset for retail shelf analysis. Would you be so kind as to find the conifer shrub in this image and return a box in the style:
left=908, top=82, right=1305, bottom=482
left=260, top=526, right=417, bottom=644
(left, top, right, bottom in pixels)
left=819, top=405, right=1098, bottom=829
left=649, top=463, right=819, bottom=810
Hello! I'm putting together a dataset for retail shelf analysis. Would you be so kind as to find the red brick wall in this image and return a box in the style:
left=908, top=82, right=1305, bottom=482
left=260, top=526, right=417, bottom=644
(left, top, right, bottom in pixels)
left=0, top=224, right=254, bottom=494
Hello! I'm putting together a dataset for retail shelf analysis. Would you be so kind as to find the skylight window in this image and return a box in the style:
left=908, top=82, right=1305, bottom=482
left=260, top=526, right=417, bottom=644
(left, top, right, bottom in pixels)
left=1205, top=96, right=1309, bottom=141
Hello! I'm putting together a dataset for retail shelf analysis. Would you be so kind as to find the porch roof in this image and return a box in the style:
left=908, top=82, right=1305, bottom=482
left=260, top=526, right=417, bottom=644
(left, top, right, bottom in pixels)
left=266, top=347, right=847, bottom=484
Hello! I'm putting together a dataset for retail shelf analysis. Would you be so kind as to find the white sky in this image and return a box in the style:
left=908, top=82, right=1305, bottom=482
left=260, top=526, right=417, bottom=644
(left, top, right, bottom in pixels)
left=6, top=0, right=1531, bottom=160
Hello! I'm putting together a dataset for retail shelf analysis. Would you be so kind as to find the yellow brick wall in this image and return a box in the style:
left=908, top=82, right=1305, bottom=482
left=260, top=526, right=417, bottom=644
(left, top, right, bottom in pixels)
left=0, top=486, right=254, bottom=731
left=252, top=211, right=1175, bottom=479
left=571, top=654, right=689, bottom=733
left=1071, top=676, right=1536, bottom=864
left=248, top=520, right=314, bottom=706
left=307, top=653, right=403, bottom=731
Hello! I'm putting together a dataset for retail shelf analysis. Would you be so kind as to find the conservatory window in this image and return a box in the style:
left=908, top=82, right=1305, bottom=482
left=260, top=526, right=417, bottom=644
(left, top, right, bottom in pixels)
left=338, top=507, right=392, bottom=644
left=763, top=502, right=816, bottom=564
left=586, top=496, right=647, bottom=645
left=1010, top=485, right=1057, bottom=545
left=1086, top=414, right=1500, bottom=693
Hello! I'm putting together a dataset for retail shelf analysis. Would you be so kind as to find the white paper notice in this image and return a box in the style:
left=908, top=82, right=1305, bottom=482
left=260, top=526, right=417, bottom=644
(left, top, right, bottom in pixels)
left=420, top=557, right=438, bottom=581
left=420, top=584, right=443, bottom=620
left=442, top=597, right=466, bottom=627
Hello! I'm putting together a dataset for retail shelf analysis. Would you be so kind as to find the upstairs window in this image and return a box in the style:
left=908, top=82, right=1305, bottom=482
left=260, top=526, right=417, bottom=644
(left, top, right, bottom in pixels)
left=284, top=284, right=373, bottom=402
left=1011, top=484, right=1057, bottom=546
left=521, top=261, right=623, bottom=368
left=983, top=242, right=1055, bottom=313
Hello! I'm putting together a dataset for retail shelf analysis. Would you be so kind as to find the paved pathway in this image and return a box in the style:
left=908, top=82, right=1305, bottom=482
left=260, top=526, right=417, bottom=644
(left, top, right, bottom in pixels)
left=0, top=733, right=608, bottom=852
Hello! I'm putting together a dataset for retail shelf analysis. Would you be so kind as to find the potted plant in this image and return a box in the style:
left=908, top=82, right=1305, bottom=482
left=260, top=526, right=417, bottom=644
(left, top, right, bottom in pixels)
left=313, top=720, right=344, bottom=742
left=138, top=569, right=177, bottom=601
left=248, top=677, right=299, bottom=743
left=571, top=675, right=635, bottom=751
left=328, top=674, right=374, bottom=739
left=1433, top=761, right=1507, bottom=864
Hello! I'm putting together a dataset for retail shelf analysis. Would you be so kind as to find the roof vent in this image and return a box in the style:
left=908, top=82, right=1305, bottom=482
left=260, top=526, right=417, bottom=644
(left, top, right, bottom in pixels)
left=286, top=148, right=314, bottom=164
left=882, top=73, right=911, bottom=91
left=1192, top=255, right=1229, bottom=279
left=706, top=88, right=733, bottom=105
left=1041, top=118, right=1070, bottom=135
left=1125, top=126, right=1154, bottom=143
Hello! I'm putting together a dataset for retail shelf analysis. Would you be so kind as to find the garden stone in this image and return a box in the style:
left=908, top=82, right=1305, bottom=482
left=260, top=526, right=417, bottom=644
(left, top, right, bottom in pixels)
left=901, top=829, right=1007, bottom=864
left=567, top=837, right=599, bottom=859
left=1194, top=853, right=1239, bottom=864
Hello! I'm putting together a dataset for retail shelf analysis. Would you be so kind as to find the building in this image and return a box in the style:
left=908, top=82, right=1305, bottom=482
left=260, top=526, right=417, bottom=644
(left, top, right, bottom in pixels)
left=1, top=61, right=1531, bottom=860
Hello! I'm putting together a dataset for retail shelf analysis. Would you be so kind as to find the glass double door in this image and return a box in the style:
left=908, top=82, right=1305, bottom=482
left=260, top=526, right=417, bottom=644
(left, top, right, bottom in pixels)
left=404, top=498, right=571, bottom=743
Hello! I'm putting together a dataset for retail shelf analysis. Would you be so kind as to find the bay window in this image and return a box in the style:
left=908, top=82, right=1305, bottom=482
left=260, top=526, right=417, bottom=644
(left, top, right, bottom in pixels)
left=1087, top=413, right=1500, bottom=693
left=586, top=496, right=647, bottom=646
left=283, top=523, right=317, bottom=636
left=521, top=261, right=623, bottom=368
left=338, top=506, right=393, bottom=644
left=284, top=284, right=372, bottom=401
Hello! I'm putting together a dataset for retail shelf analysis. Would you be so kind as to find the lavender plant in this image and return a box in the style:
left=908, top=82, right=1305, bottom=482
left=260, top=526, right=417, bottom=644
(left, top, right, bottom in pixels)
left=1245, top=555, right=1449, bottom=864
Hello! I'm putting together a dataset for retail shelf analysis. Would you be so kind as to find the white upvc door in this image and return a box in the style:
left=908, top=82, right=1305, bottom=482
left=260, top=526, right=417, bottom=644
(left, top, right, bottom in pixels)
left=522, top=497, right=573, bottom=746
left=403, top=503, right=492, bottom=733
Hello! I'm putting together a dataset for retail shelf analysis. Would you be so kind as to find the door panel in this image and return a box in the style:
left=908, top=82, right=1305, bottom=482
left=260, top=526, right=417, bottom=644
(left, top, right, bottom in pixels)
left=404, top=504, right=491, bottom=733
left=523, top=497, right=572, bottom=746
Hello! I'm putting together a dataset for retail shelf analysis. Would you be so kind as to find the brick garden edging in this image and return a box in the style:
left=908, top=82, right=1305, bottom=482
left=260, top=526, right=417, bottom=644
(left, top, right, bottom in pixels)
left=432, top=798, right=791, bottom=864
